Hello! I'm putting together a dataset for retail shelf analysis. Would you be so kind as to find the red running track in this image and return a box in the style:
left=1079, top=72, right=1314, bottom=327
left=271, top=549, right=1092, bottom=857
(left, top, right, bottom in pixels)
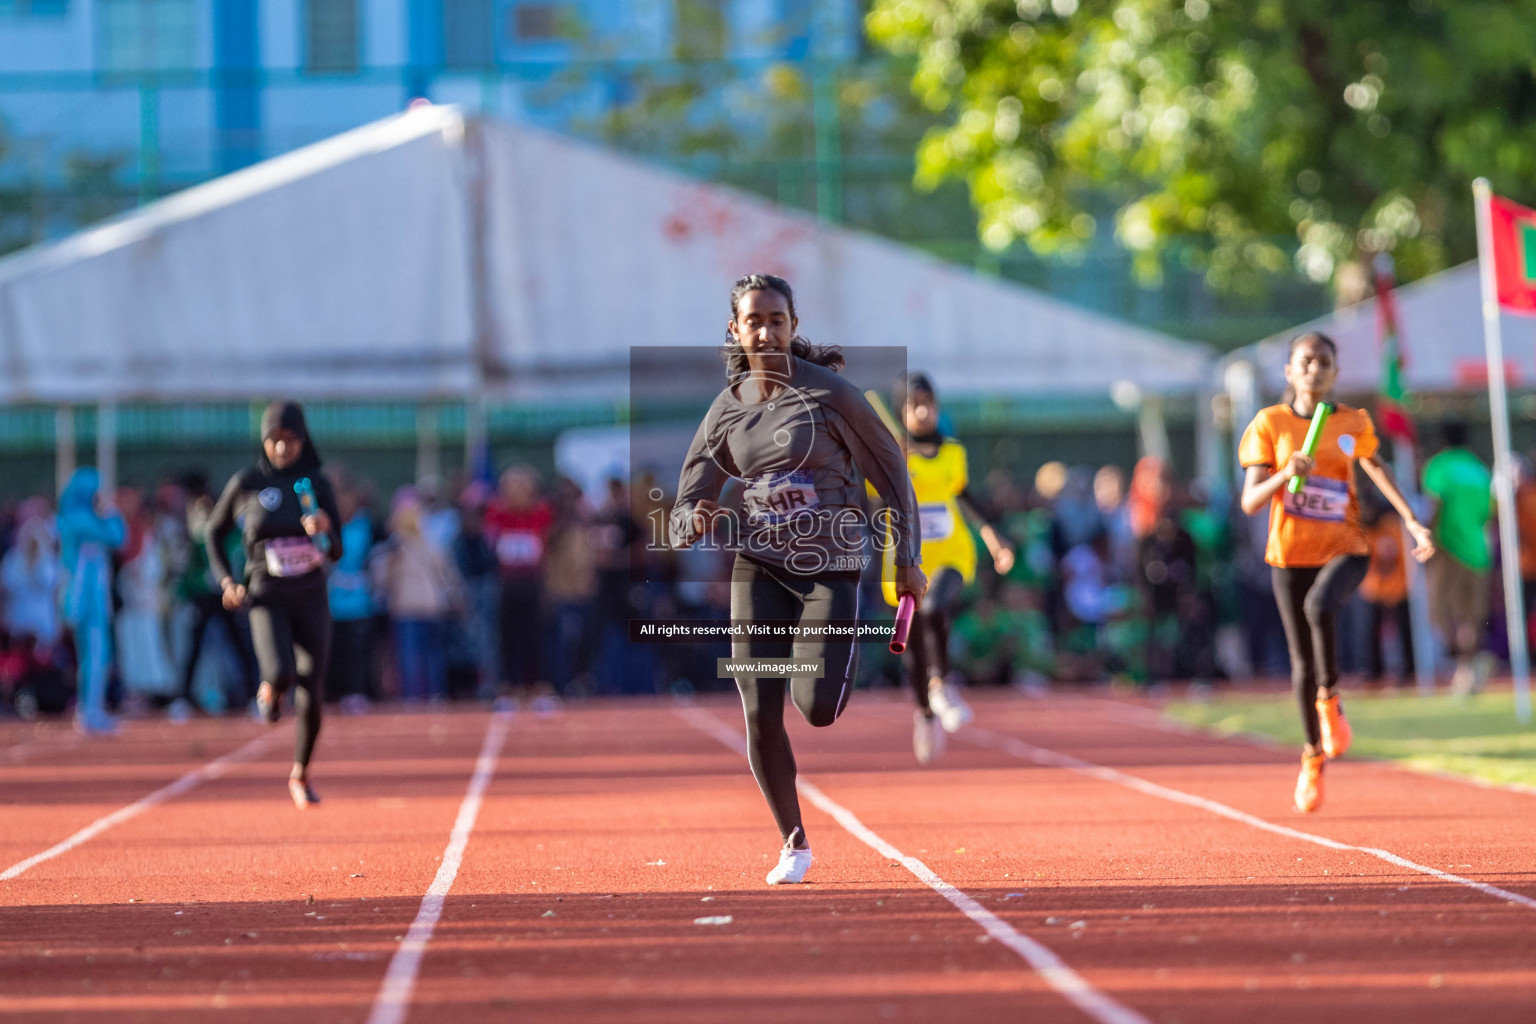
left=1, top=691, right=1534, bottom=1023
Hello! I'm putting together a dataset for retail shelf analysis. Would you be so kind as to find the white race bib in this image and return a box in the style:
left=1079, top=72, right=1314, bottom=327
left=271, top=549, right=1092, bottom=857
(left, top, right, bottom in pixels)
left=264, top=536, right=324, bottom=577
left=744, top=470, right=820, bottom=525
left=1283, top=477, right=1349, bottom=522
left=496, top=531, right=544, bottom=568
left=917, top=502, right=955, bottom=541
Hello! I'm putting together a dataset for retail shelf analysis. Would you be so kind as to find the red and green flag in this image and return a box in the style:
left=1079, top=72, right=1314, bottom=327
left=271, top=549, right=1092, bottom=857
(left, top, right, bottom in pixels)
left=1489, top=192, right=1536, bottom=315
left=1373, top=255, right=1415, bottom=443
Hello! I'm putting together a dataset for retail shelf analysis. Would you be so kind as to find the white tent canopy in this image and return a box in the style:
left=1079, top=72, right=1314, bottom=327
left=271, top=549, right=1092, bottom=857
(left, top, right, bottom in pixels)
left=0, top=105, right=1213, bottom=405
left=479, top=118, right=1213, bottom=402
left=0, top=107, right=476, bottom=402
left=1242, top=261, right=1536, bottom=395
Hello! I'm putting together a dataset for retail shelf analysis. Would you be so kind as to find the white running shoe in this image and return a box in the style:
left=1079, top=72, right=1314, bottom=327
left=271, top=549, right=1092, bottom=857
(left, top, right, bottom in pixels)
left=530, top=693, right=562, bottom=718
left=1471, top=652, right=1495, bottom=695
left=928, top=681, right=973, bottom=734
left=73, top=711, right=119, bottom=737
left=912, top=708, right=945, bottom=765
left=766, top=828, right=813, bottom=885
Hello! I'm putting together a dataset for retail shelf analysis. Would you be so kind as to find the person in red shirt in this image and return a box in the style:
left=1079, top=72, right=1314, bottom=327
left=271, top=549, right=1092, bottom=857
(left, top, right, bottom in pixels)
left=484, top=466, right=553, bottom=708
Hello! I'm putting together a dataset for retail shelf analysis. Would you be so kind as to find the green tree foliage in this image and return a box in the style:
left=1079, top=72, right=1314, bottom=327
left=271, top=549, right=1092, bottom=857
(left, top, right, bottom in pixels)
left=0, top=109, right=134, bottom=256
left=866, top=0, right=1536, bottom=293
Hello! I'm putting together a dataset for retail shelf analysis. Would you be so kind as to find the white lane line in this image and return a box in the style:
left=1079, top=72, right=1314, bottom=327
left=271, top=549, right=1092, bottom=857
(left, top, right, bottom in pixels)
left=963, top=726, right=1536, bottom=912
left=366, top=710, right=512, bottom=1024
left=3, top=730, right=85, bottom=765
left=1, top=730, right=279, bottom=881
left=676, top=704, right=1150, bottom=1024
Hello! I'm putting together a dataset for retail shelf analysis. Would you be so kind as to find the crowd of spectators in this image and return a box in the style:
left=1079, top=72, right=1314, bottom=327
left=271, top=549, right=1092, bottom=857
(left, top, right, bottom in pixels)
left=1, top=430, right=1530, bottom=725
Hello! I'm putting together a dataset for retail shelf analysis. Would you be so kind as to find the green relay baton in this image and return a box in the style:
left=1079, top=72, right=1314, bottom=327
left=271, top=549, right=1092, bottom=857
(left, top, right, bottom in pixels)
left=1286, top=401, right=1335, bottom=494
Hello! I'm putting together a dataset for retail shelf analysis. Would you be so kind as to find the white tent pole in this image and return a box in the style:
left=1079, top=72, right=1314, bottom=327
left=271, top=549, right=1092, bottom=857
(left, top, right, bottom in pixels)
left=1223, top=358, right=1259, bottom=491
left=55, top=405, right=76, bottom=497
left=465, top=113, right=493, bottom=481
left=1473, top=177, right=1531, bottom=724
left=96, top=400, right=117, bottom=498
left=465, top=398, right=487, bottom=478
left=416, top=403, right=441, bottom=485
left=1195, top=384, right=1221, bottom=489
left=1137, top=396, right=1170, bottom=462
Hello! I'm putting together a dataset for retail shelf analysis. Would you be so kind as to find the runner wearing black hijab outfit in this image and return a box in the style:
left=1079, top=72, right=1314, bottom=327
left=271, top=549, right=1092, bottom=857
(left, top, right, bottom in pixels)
left=207, top=402, right=344, bottom=808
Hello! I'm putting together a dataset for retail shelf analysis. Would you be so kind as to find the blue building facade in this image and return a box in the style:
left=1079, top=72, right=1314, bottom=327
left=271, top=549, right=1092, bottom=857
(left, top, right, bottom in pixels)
left=0, top=0, right=860, bottom=191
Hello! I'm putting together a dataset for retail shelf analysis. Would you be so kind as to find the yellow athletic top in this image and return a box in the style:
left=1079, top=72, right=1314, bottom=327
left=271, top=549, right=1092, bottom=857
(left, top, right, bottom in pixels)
left=878, top=438, right=977, bottom=605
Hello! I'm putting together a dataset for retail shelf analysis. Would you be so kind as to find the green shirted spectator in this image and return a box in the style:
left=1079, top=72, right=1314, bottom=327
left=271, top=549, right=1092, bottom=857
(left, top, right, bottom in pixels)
left=1001, top=505, right=1057, bottom=593
left=951, top=584, right=1055, bottom=686
left=175, top=491, right=255, bottom=713
left=1421, top=421, right=1495, bottom=694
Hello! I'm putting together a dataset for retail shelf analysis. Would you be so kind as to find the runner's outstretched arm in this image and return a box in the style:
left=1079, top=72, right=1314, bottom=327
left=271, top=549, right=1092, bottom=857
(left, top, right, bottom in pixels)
left=1357, top=456, right=1434, bottom=562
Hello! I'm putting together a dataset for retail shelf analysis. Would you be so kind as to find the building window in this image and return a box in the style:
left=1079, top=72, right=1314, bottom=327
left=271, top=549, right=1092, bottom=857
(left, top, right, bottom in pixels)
left=443, top=0, right=493, bottom=68
left=306, top=0, right=358, bottom=72
left=98, top=0, right=197, bottom=71
left=512, top=2, right=559, bottom=40
left=674, top=0, right=723, bottom=60
left=0, top=0, right=69, bottom=17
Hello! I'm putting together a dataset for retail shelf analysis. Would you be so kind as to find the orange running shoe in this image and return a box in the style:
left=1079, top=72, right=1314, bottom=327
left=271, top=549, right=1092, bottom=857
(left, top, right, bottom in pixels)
left=1316, top=694, right=1352, bottom=758
left=1294, top=753, right=1325, bottom=813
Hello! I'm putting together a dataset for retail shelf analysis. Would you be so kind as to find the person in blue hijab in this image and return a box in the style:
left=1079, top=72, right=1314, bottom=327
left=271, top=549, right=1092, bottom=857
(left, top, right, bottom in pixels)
left=58, top=467, right=126, bottom=735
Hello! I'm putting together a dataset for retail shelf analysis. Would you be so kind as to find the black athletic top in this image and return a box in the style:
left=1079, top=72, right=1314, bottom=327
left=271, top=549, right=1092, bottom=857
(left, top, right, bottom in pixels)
left=208, top=403, right=344, bottom=597
left=207, top=462, right=344, bottom=593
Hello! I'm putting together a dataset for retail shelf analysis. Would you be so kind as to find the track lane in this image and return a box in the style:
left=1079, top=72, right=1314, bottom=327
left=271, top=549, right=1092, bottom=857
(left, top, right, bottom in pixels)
left=0, top=719, right=277, bottom=881
left=2, top=691, right=1535, bottom=1023
left=402, top=702, right=1105, bottom=1024
left=0, top=709, right=506, bottom=1023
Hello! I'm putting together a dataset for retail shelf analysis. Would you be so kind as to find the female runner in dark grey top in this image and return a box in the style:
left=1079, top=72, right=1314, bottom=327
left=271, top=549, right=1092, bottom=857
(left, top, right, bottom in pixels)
left=671, top=273, right=926, bottom=884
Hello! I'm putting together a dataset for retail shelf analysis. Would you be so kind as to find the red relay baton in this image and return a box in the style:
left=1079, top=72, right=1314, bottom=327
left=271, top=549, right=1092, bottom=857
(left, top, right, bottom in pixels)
left=889, top=593, right=916, bottom=654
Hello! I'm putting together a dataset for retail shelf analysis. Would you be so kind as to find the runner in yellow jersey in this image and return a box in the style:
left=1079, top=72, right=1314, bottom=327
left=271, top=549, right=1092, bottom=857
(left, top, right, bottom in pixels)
left=880, top=374, right=1015, bottom=763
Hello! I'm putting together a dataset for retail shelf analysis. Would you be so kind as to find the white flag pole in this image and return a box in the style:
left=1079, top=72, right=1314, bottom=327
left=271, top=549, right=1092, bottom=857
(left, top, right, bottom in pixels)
left=1473, top=177, right=1532, bottom=724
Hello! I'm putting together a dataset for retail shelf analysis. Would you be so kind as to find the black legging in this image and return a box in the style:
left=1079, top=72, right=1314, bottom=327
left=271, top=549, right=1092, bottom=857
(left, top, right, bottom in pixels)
left=499, top=575, right=542, bottom=689
left=906, top=566, right=965, bottom=716
left=179, top=592, right=257, bottom=708
left=730, top=555, right=859, bottom=847
left=1271, top=554, right=1369, bottom=748
left=249, top=574, right=332, bottom=768
left=1364, top=600, right=1415, bottom=682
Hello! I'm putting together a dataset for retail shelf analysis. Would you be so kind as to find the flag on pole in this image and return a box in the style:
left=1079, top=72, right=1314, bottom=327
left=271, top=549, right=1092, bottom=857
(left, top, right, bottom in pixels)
left=1473, top=178, right=1534, bottom=724
left=1372, top=254, right=1416, bottom=443
left=1487, top=192, right=1536, bottom=315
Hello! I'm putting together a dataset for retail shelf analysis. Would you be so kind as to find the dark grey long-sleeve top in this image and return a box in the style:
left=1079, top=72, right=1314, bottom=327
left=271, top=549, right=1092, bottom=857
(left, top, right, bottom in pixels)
left=669, top=357, right=921, bottom=575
